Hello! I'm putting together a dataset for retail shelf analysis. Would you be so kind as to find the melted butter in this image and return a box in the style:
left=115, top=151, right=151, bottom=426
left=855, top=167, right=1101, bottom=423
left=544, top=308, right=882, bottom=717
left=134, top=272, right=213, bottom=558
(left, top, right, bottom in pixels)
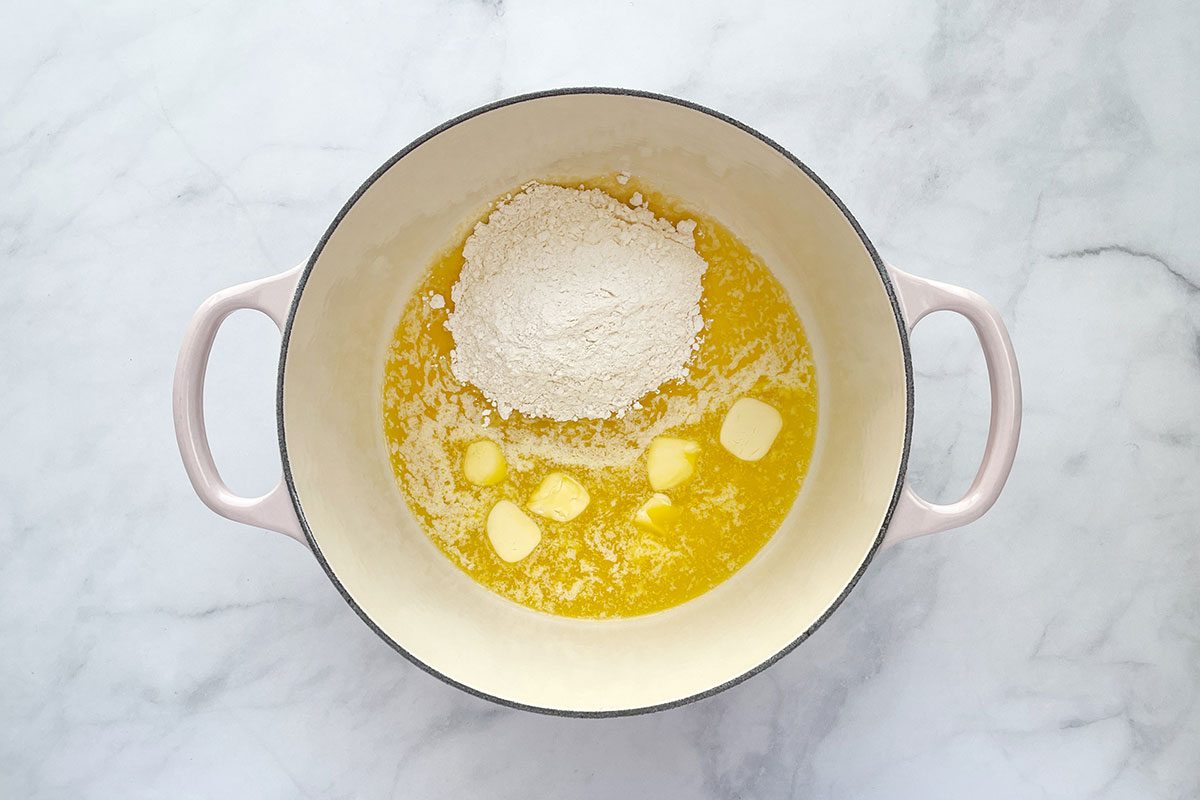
left=382, top=176, right=818, bottom=618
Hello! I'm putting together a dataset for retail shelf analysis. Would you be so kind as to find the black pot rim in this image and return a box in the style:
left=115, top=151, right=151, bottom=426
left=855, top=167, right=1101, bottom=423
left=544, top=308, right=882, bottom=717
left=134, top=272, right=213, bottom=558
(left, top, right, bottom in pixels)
left=276, top=87, right=914, bottom=718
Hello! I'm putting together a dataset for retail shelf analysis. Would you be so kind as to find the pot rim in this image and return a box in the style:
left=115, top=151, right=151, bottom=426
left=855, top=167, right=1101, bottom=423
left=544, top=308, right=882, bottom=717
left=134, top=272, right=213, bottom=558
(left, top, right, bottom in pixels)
left=276, top=87, right=915, bottom=718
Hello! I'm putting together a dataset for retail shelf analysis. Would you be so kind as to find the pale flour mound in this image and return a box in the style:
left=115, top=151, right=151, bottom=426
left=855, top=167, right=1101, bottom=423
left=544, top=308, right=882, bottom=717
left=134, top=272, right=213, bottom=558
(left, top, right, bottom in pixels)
left=446, top=182, right=706, bottom=421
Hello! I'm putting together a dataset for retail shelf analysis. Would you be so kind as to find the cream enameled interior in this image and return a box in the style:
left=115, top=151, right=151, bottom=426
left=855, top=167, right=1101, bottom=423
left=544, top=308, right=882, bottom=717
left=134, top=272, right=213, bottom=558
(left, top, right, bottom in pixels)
left=282, top=93, right=909, bottom=713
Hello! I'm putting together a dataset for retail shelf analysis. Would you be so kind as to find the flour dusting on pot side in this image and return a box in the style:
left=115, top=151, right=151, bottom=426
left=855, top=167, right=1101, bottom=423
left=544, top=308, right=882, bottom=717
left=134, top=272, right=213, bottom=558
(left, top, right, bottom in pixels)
left=382, top=175, right=818, bottom=618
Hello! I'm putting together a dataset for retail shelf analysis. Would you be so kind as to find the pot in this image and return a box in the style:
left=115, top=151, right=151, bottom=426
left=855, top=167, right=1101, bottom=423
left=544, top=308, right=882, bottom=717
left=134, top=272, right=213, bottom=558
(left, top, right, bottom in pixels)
left=173, top=89, right=1021, bottom=716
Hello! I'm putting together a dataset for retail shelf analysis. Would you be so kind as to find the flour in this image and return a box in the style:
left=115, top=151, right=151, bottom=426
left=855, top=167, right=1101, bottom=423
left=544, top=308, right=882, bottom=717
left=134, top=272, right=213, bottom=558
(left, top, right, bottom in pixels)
left=445, top=182, right=707, bottom=421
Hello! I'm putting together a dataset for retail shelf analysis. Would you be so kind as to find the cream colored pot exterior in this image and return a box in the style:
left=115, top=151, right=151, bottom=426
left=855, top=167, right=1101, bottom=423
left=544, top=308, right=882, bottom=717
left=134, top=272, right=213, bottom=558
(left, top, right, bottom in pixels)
left=173, top=90, right=1021, bottom=716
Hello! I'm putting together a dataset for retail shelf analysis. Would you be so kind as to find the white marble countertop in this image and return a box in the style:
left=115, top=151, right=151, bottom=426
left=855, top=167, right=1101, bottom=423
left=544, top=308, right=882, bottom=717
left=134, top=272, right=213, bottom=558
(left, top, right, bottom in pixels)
left=3, top=1, right=1198, bottom=797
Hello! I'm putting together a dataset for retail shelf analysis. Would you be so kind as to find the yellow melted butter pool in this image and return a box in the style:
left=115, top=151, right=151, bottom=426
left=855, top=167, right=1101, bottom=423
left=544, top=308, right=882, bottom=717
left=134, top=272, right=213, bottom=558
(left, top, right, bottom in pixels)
left=382, top=175, right=818, bottom=618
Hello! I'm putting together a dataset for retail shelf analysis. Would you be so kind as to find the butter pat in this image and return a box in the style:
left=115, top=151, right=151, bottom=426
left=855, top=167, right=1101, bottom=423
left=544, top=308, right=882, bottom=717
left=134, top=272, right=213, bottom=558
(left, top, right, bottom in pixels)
left=527, top=472, right=590, bottom=522
left=720, top=397, right=783, bottom=461
left=486, top=500, right=541, bottom=562
left=634, top=493, right=681, bottom=534
left=463, top=440, right=506, bottom=486
left=646, top=437, right=700, bottom=491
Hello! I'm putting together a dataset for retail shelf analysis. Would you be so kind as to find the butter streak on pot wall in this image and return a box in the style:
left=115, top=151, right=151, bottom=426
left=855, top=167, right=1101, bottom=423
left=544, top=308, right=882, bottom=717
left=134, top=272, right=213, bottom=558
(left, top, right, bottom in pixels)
left=381, top=175, right=818, bottom=618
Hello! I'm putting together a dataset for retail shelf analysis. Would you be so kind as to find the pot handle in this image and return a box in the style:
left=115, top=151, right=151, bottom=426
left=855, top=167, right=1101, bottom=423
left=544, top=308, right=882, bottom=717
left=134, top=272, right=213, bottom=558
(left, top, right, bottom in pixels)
left=882, top=264, right=1022, bottom=546
left=172, top=265, right=308, bottom=546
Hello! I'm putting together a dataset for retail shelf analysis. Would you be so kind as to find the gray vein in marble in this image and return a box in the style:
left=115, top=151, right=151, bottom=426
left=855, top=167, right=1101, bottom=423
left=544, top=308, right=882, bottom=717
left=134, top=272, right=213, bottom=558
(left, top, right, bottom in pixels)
left=1048, top=244, right=1200, bottom=294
